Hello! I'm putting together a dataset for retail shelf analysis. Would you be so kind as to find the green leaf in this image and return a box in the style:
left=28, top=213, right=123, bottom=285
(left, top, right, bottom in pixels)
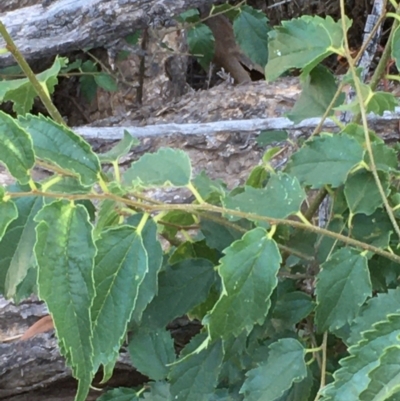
left=240, top=338, right=307, bottom=401
left=177, top=8, right=200, bottom=23
left=125, top=31, right=142, bottom=46
left=97, top=387, right=139, bottom=401
left=233, top=8, right=269, bottom=67
left=0, top=56, right=67, bottom=114
left=209, top=389, right=243, bottom=401
left=187, top=23, right=215, bottom=70
left=98, top=130, right=139, bottom=163
left=94, top=199, right=121, bottom=236
left=76, top=200, right=95, bottom=223
left=0, top=198, right=17, bottom=241
left=1, top=193, right=43, bottom=297
left=240, top=4, right=269, bottom=21
left=35, top=200, right=95, bottom=399
left=0, top=111, right=35, bottom=184
left=169, top=240, right=219, bottom=266
left=336, top=84, right=398, bottom=116
left=91, top=225, right=148, bottom=373
left=341, top=123, right=383, bottom=145
left=94, top=73, right=118, bottom=92
left=200, top=217, right=246, bottom=252
left=18, top=115, right=101, bottom=186
left=142, top=259, right=216, bottom=329
left=123, top=147, right=192, bottom=187
left=364, top=142, right=398, bottom=172
left=128, top=328, right=175, bottom=380
left=369, top=257, right=400, bottom=292
left=347, top=288, right=400, bottom=346
left=315, top=248, right=371, bottom=332
left=360, top=345, right=400, bottom=401
left=205, top=228, right=281, bottom=340
left=224, top=173, right=306, bottom=220
left=316, top=217, right=347, bottom=264
left=352, top=209, right=393, bottom=249
left=344, top=170, right=389, bottom=216
left=262, top=147, right=282, bottom=164
left=189, top=284, right=220, bottom=321
left=366, top=91, right=398, bottom=115
left=392, top=25, right=400, bottom=71
left=126, top=215, right=163, bottom=324
left=44, top=176, right=93, bottom=194
left=169, top=334, right=224, bottom=401
left=256, top=130, right=288, bottom=146
left=79, top=61, right=98, bottom=102
left=159, top=210, right=195, bottom=242
left=286, top=230, right=318, bottom=260
left=245, top=166, right=268, bottom=189
left=286, top=65, right=345, bottom=123
left=14, top=264, right=37, bottom=303
left=321, top=313, right=400, bottom=401
left=210, top=4, right=240, bottom=20
left=275, top=368, right=314, bottom=401
left=218, top=332, right=249, bottom=386
left=286, top=133, right=364, bottom=188
left=265, top=16, right=350, bottom=81
left=61, top=59, right=82, bottom=73
left=272, top=291, right=315, bottom=330
left=143, top=381, right=171, bottom=401
left=192, top=171, right=226, bottom=203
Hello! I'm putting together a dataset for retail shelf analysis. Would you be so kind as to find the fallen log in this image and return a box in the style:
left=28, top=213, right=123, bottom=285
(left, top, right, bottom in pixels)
left=0, top=0, right=217, bottom=68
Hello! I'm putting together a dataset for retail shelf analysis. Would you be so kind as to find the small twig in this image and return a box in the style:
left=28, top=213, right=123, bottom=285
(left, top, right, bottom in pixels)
left=7, top=189, right=400, bottom=264
left=314, top=331, right=328, bottom=401
left=307, top=318, right=322, bottom=371
left=137, top=29, right=149, bottom=105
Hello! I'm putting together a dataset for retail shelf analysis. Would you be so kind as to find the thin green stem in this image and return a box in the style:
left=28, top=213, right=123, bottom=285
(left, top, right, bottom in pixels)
left=340, top=0, right=400, bottom=241
left=187, top=182, right=205, bottom=204
left=370, top=9, right=399, bottom=91
left=7, top=189, right=400, bottom=264
left=314, top=332, right=328, bottom=401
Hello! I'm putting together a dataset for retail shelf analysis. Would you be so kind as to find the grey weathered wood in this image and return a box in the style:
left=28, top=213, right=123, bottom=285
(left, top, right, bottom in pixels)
left=0, top=296, right=199, bottom=401
left=73, top=109, right=400, bottom=142
left=0, top=0, right=217, bottom=68
left=0, top=333, right=137, bottom=401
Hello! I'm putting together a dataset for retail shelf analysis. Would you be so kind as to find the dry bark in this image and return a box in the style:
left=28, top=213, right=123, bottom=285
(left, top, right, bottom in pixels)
left=0, top=296, right=200, bottom=401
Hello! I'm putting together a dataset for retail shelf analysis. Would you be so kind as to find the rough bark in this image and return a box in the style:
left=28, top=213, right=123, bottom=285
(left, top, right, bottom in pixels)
left=0, top=296, right=201, bottom=401
left=0, top=0, right=217, bottom=68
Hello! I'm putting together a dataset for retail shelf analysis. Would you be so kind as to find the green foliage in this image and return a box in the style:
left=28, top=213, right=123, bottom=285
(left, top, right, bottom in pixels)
left=0, top=55, right=120, bottom=109
left=240, top=338, right=307, bottom=400
left=286, top=133, right=364, bottom=188
left=286, top=65, right=345, bottom=123
left=315, top=248, right=371, bottom=332
left=183, top=4, right=270, bottom=73
left=0, top=57, right=67, bottom=114
left=128, top=327, right=175, bottom=380
left=3, top=6, right=400, bottom=401
left=187, top=23, right=216, bottom=70
left=233, top=6, right=270, bottom=67
left=265, top=15, right=351, bottom=81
